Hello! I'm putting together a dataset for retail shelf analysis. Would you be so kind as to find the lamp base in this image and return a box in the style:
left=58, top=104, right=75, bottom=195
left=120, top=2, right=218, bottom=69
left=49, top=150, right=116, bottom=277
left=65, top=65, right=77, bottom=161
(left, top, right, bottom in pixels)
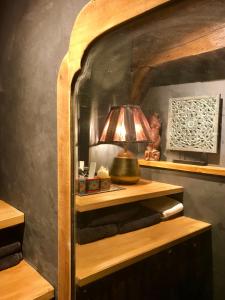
left=110, top=156, right=140, bottom=185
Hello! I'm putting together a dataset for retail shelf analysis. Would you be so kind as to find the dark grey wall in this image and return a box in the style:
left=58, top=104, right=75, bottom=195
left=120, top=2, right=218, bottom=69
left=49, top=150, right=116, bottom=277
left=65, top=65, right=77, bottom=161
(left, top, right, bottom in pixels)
left=0, top=0, right=89, bottom=291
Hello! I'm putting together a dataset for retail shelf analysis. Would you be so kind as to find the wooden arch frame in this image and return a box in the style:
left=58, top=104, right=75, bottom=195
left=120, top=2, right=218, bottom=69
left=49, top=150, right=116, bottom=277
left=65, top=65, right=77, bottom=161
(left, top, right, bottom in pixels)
left=57, top=0, right=172, bottom=299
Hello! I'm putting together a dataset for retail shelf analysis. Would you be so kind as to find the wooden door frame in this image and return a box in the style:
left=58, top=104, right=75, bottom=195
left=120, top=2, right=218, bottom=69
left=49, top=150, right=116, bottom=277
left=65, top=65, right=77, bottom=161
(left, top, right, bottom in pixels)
left=57, top=1, right=176, bottom=299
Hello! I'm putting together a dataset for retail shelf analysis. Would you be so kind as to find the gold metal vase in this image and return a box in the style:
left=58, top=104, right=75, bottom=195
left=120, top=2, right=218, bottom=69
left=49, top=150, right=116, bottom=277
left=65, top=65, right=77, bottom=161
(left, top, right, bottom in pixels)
left=110, top=150, right=140, bottom=184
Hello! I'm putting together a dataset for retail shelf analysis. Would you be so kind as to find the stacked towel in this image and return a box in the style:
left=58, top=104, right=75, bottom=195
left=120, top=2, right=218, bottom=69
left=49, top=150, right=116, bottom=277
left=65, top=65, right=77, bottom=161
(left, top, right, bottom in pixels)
left=77, top=224, right=118, bottom=244
left=77, top=204, right=140, bottom=229
left=77, top=205, right=161, bottom=244
left=142, top=197, right=184, bottom=220
left=118, top=207, right=161, bottom=234
left=0, top=241, right=23, bottom=271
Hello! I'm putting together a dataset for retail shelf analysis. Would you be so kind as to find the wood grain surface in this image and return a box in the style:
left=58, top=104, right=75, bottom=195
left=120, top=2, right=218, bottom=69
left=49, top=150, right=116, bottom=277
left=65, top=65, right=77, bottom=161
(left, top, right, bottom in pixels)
left=76, top=216, right=211, bottom=287
left=0, top=200, right=24, bottom=230
left=0, top=260, right=54, bottom=300
left=76, top=179, right=183, bottom=212
left=139, top=160, right=225, bottom=177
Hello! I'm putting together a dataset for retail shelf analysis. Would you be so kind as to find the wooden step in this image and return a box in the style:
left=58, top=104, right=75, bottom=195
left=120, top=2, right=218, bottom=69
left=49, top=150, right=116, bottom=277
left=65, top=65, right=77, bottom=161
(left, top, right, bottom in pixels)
left=76, top=179, right=183, bottom=212
left=0, top=260, right=54, bottom=300
left=76, top=216, right=211, bottom=287
left=0, top=200, right=24, bottom=229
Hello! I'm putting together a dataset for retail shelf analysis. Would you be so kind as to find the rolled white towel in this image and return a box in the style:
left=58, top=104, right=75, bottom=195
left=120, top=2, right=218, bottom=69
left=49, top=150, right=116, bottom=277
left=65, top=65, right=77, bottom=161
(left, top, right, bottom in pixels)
left=161, top=202, right=184, bottom=219
left=142, top=196, right=184, bottom=220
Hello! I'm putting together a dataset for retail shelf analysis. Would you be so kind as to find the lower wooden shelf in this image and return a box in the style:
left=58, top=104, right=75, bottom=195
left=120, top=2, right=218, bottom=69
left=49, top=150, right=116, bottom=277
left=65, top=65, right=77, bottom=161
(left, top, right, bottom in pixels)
left=0, top=260, right=54, bottom=300
left=76, top=216, right=211, bottom=287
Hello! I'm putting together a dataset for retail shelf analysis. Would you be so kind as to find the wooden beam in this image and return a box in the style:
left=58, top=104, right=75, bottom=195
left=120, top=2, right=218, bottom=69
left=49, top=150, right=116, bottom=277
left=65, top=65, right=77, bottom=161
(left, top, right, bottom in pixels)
left=146, top=26, right=225, bottom=67
left=131, top=26, right=225, bottom=101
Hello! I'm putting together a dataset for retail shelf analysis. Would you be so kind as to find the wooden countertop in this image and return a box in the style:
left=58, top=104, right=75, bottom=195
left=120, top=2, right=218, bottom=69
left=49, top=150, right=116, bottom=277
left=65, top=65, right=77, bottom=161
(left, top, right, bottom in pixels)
left=0, top=200, right=24, bottom=230
left=76, top=179, right=183, bottom=212
left=76, top=216, right=211, bottom=287
left=0, top=260, right=54, bottom=300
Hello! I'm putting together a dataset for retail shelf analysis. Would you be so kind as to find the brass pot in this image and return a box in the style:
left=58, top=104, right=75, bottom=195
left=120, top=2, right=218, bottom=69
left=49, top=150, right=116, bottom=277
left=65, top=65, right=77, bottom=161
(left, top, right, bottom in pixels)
left=110, top=156, right=140, bottom=184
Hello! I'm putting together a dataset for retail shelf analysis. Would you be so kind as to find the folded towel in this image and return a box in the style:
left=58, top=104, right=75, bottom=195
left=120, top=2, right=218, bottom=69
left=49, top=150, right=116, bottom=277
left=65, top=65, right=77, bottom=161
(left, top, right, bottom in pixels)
left=118, top=209, right=161, bottom=234
left=142, top=197, right=184, bottom=220
left=0, top=242, right=21, bottom=259
left=77, top=204, right=140, bottom=228
left=0, top=252, right=23, bottom=271
left=77, top=224, right=118, bottom=244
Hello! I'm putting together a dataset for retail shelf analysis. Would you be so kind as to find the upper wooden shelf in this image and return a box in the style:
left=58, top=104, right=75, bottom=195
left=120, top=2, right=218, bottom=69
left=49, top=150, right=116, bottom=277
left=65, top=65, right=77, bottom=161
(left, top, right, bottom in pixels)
left=139, top=159, right=225, bottom=177
left=76, top=179, right=183, bottom=212
left=76, top=216, right=211, bottom=287
left=0, top=260, right=54, bottom=300
left=0, top=200, right=24, bottom=230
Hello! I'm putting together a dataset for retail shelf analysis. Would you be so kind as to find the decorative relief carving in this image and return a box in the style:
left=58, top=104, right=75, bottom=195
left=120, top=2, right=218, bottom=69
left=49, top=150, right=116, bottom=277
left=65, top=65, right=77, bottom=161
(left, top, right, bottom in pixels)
left=166, top=95, right=220, bottom=153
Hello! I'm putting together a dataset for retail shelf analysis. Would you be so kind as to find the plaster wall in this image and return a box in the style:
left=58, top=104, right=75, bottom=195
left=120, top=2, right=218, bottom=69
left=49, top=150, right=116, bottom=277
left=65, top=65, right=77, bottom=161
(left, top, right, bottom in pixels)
left=0, top=0, right=88, bottom=290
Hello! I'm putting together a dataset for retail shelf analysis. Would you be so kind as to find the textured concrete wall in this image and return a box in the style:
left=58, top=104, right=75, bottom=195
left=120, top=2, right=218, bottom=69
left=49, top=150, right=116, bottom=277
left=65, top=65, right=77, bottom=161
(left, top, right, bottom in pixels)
left=0, top=0, right=88, bottom=291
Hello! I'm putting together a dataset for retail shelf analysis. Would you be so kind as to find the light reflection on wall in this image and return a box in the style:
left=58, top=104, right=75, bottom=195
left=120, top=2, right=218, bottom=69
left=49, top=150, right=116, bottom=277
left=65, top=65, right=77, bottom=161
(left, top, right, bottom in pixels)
left=89, top=144, right=122, bottom=170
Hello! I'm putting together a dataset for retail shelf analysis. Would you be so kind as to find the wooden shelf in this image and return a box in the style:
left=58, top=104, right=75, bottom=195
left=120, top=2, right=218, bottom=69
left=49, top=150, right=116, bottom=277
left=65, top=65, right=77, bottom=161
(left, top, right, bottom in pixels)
left=139, top=159, right=225, bottom=177
left=0, top=200, right=24, bottom=230
left=76, top=216, right=211, bottom=287
left=76, top=179, right=183, bottom=212
left=0, top=260, right=54, bottom=299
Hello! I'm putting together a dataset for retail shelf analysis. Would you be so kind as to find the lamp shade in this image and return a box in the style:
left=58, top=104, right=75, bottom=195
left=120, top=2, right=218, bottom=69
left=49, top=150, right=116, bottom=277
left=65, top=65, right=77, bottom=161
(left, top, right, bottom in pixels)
left=100, top=105, right=151, bottom=143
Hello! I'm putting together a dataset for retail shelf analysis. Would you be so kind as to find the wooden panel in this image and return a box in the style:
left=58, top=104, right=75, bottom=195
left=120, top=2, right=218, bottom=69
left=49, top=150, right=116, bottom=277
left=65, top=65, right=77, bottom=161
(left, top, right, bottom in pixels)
left=76, top=216, right=211, bottom=286
left=76, top=179, right=183, bottom=212
left=57, top=55, right=72, bottom=300
left=139, top=160, right=225, bottom=177
left=0, top=200, right=24, bottom=230
left=0, top=260, right=54, bottom=300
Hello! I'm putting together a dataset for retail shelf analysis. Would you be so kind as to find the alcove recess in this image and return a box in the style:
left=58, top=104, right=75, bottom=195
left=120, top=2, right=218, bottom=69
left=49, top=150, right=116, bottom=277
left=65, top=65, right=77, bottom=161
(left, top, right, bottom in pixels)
left=76, top=0, right=225, bottom=177
left=58, top=0, right=225, bottom=299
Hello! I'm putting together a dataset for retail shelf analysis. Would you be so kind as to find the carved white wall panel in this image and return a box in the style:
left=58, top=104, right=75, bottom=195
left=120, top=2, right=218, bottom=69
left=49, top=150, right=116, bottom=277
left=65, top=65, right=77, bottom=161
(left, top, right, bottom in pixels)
left=166, top=95, right=220, bottom=153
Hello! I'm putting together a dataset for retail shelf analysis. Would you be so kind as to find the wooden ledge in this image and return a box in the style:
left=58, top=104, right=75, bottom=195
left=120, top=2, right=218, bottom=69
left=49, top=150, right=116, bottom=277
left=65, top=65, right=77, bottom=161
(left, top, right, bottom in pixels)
left=0, top=260, right=54, bottom=300
left=76, top=216, right=211, bottom=287
left=139, top=160, right=225, bottom=177
left=76, top=179, right=183, bottom=212
left=0, top=200, right=24, bottom=230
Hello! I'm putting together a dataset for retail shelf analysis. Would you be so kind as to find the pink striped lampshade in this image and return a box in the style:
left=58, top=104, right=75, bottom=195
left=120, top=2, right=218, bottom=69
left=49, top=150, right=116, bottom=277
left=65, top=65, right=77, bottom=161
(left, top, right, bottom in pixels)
left=99, top=105, right=151, bottom=143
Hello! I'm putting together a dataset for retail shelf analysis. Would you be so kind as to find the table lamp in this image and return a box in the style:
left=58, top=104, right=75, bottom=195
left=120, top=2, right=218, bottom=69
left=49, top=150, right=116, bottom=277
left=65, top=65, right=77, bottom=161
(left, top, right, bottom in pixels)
left=99, top=105, right=151, bottom=184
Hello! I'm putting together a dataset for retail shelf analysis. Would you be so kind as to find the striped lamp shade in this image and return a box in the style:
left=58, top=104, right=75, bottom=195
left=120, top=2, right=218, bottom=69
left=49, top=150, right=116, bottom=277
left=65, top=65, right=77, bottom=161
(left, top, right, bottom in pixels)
left=99, top=105, right=151, bottom=143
